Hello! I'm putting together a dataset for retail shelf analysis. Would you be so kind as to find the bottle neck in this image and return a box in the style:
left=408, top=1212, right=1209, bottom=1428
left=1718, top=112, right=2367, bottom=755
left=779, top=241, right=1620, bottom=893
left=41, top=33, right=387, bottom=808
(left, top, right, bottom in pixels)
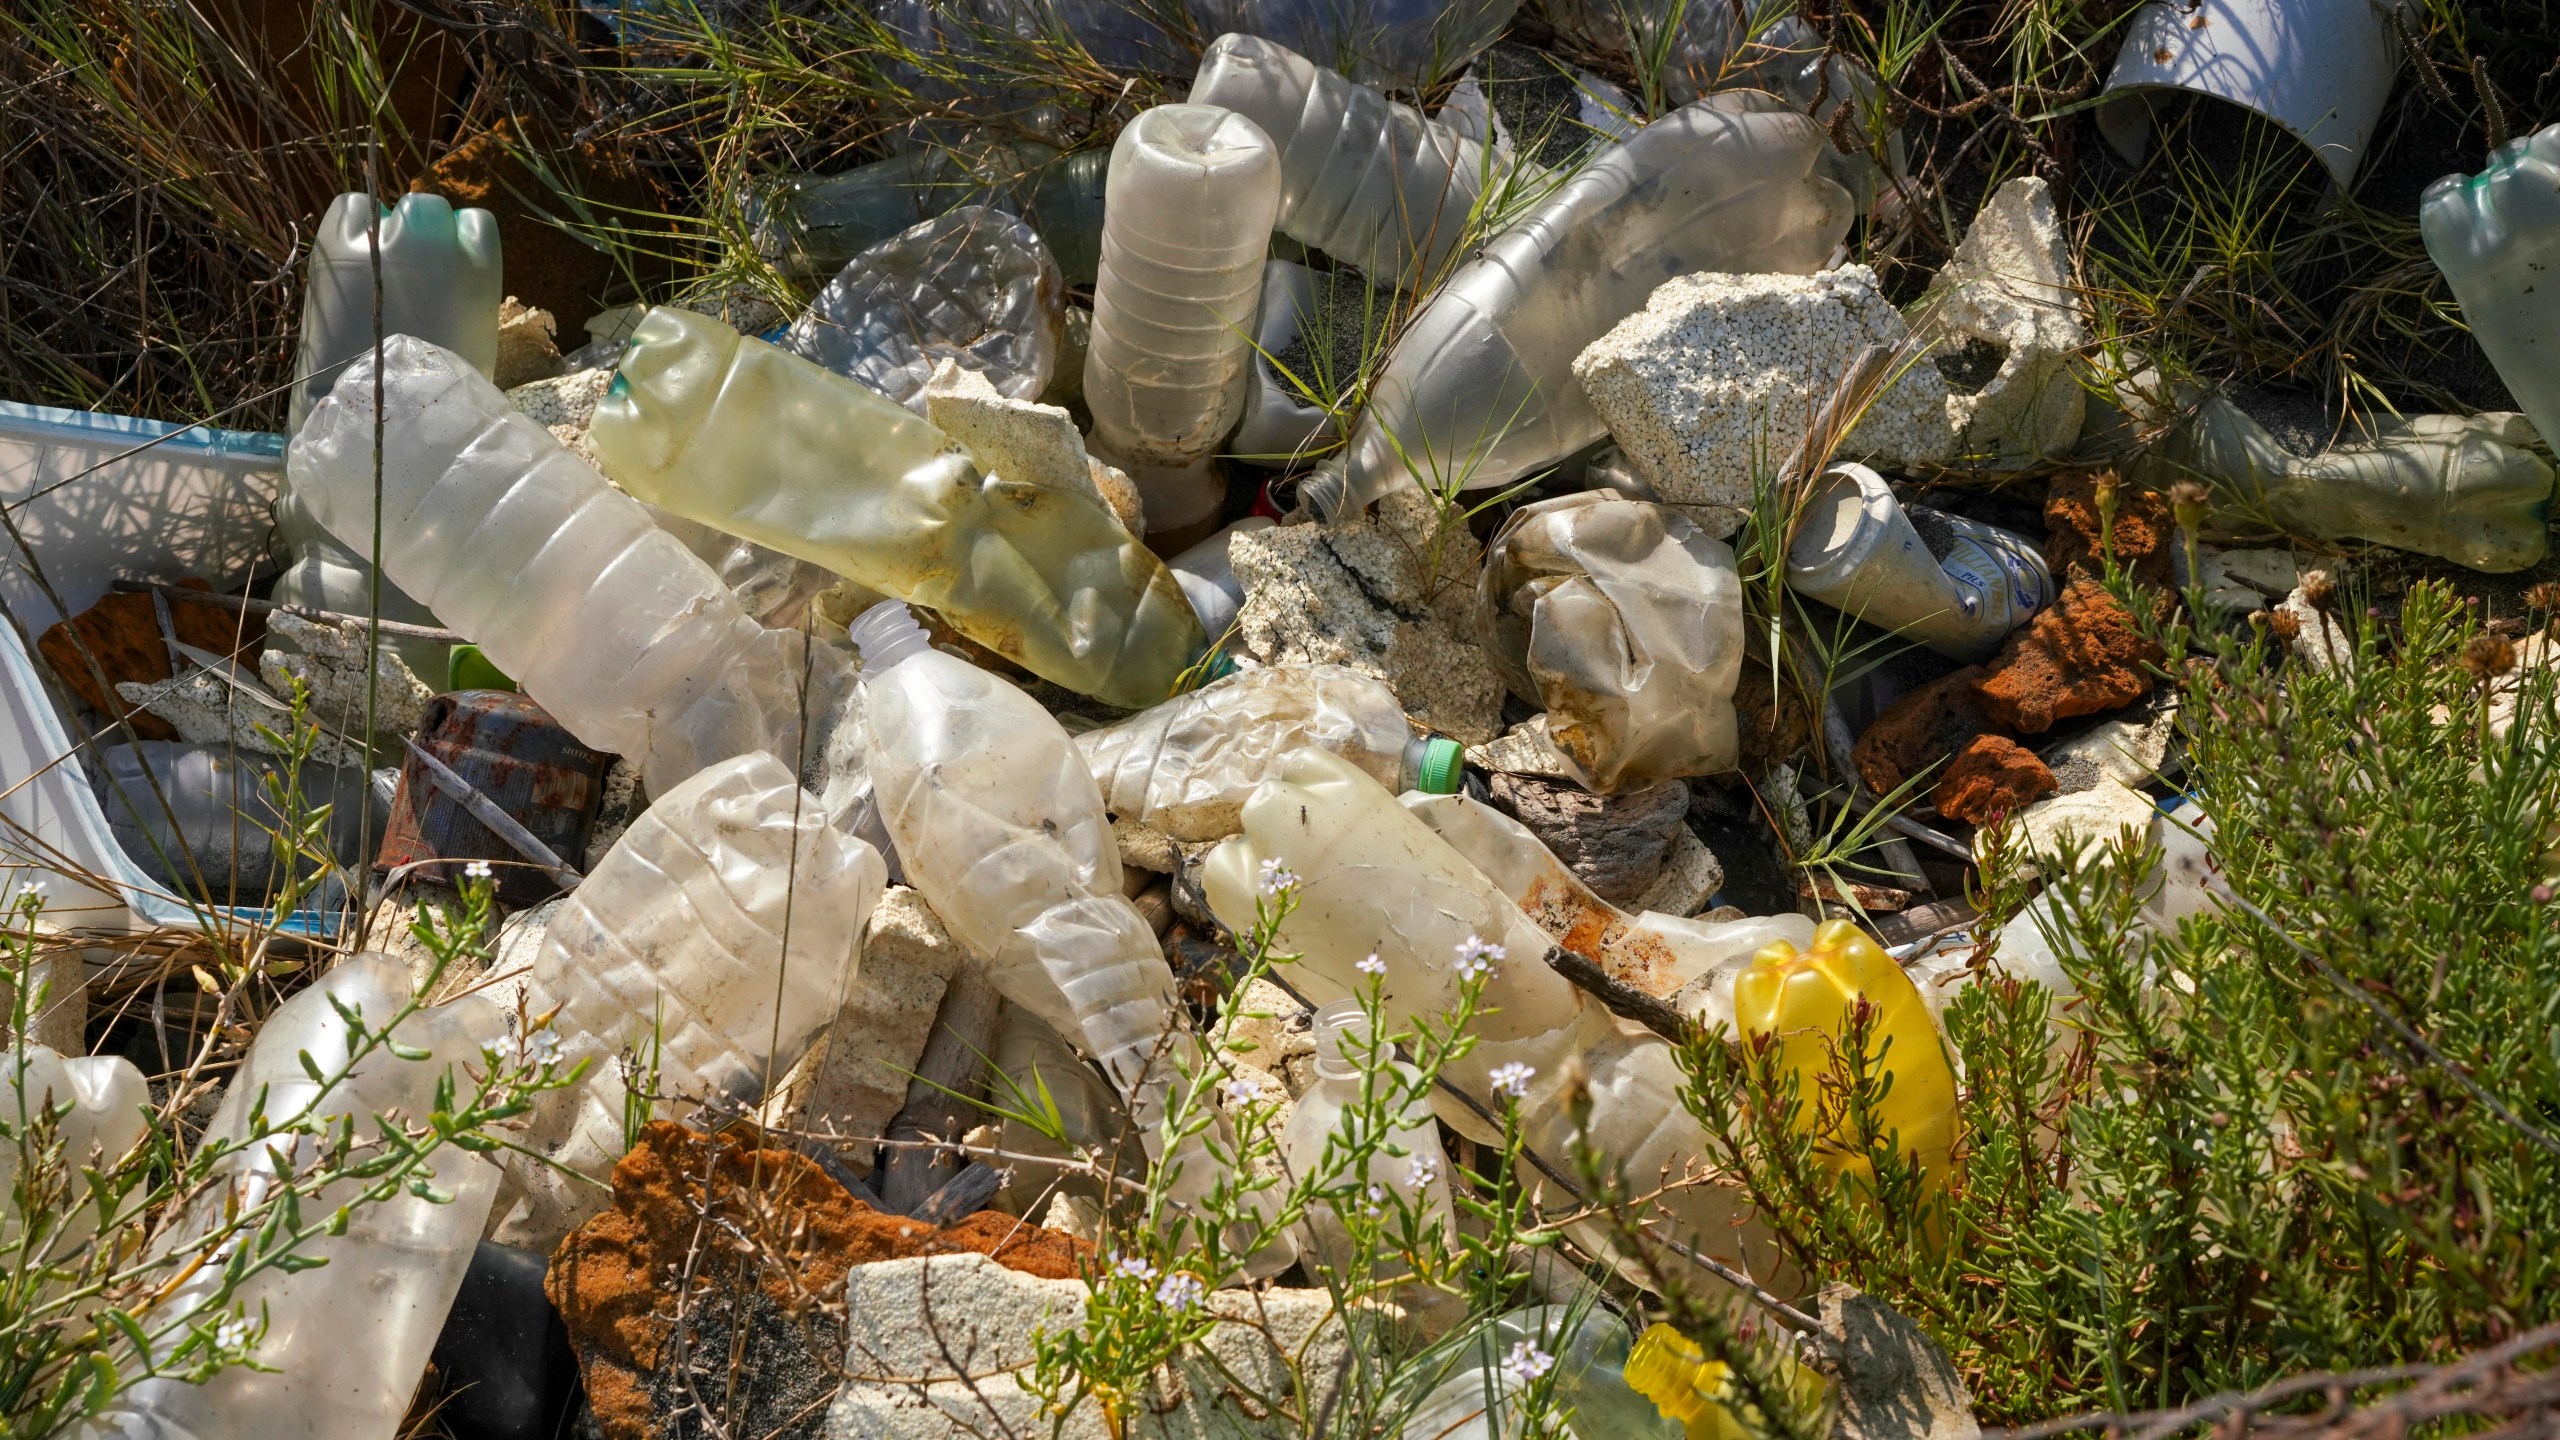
left=848, top=599, right=932, bottom=673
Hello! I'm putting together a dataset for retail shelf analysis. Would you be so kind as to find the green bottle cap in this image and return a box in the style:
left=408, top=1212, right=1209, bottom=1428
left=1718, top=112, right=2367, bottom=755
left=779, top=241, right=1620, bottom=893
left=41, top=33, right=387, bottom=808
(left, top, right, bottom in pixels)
left=1414, top=736, right=1465, bottom=794
left=447, top=644, right=517, bottom=694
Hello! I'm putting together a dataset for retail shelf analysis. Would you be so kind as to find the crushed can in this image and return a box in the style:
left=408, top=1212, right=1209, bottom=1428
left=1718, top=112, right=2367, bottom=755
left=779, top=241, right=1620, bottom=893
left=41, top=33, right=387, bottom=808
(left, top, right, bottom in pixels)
left=376, top=690, right=612, bottom=907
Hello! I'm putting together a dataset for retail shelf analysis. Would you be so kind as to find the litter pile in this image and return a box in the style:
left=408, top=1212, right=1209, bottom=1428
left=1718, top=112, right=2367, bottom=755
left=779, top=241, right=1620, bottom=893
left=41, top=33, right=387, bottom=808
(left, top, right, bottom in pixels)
left=1, top=4, right=2556, bottom=1440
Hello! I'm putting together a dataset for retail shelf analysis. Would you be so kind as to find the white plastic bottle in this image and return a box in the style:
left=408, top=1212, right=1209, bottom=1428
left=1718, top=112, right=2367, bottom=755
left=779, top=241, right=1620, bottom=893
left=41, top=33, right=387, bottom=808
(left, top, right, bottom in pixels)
left=2424, top=124, right=2560, bottom=447
left=0, top=1046, right=148, bottom=1260
left=1189, top=34, right=1488, bottom=292
left=1277, top=999, right=1456, bottom=1275
left=1082, top=104, right=1282, bottom=538
left=491, top=752, right=884, bottom=1249
left=1076, top=663, right=1462, bottom=842
left=285, top=334, right=849, bottom=797
left=1202, top=747, right=1787, bottom=1288
left=781, top=204, right=1066, bottom=413
left=1784, top=462, right=2052, bottom=662
left=1163, top=515, right=1275, bottom=638
left=93, top=742, right=381, bottom=902
left=1299, top=99, right=1851, bottom=520
left=84, top=955, right=502, bottom=1440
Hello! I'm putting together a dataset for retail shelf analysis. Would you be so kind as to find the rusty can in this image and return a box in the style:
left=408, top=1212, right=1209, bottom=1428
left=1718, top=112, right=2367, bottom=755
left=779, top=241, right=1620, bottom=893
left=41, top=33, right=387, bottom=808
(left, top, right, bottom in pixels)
left=376, top=690, right=613, bottom=907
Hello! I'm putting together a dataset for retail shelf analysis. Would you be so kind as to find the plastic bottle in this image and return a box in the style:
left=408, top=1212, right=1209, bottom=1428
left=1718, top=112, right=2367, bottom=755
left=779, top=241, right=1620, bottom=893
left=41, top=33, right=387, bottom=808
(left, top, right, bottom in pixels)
left=1300, top=100, right=1851, bottom=520
left=1623, top=1321, right=1826, bottom=1440
left=1076, top=662, right=1461, bottom=842
left=1082, top=104, right=1282, bottom=538
left=490, top=752, right=884, bottom=1249
left=988, top=1000, right=1141, bottom=1214
left=1202, top=746, right=1788, bottom=1287
left=0, top=1046, right=149, bottom=1262
left=85, top=955, right=502, bottom=1440
left=1197, top=0, right=1516, bottom=90
left=755, top=146, right=1112, bottom=287
left=1230, top=261, right=1340, bottom=467
left=1278, top=999, right=1457, bottom=1274
left=1478, top=492, right=1746, bottom=792
left=1163, top=515, right=1275, bottom=639
left=1401, top=1306, right=1684, bottom=1440
left=588, top=306, right=1204, bottom=710
left=2423, top=126, right=2560, bottom=446
left=780, top=204, right=1066, bottom=413
left=285, top=335, right=848, bottom=797
left=94, top=742, right=382, bottom=902
left=1784, top=462, right=2053, bottom=663
left=1188, top=34, right=1487, bottom=293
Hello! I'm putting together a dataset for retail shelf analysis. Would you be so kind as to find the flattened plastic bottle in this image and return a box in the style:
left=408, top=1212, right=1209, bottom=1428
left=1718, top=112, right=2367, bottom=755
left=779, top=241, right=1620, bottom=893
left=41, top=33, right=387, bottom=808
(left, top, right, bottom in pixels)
left=84, top=956, right=502, bottom=1440
left=286, top=336, right=847, bottom=797
left=781, top=204, right=1066, bottom=413
left=1276, top=999, right=1456, bottom=1275
left=589, top=306, right=1205, bottom=709
left=756, top=145, right=1112, bottom=287
left=1477, top=491, right=1745, bottom=792
left=1300, top=99, right=1851, bottom=520
left=1784, top=462, right=2052, bottom=662
left=1075, top=663, right=1461, bottom=841
left=491, top=752, right=884, bottom=1248
left=1202, top=746, right=1788, bottom=1287
left=1188, top=33, right=1488, bottom=291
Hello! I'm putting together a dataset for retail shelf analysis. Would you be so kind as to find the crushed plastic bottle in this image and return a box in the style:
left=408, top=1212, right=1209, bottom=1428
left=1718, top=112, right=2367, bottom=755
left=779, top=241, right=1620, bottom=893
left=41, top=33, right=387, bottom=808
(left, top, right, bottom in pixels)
left=781, top=204, right=1065, bottom=413
left=286, top=335, right=847, bottom=797
left=755, top=144, right=1112, bottom=287
left=85, top=955, right=501, bottom=1440
left=1203, top=746, right=1787, bottom=1285
left=1163, top=516, right=1275, bottom=639
left=1082, top=103, right=1282, bottom=537
left=94, top=741, right=380, bottom=901
left=1300, top=99, right=1851, bottom=520
left=1188, top=34, right=1489, bottom=291
left=989, top=1000, right=1141, bottom=1213
left=1784, top=462, right=2053, bottom=662
left=1277, top=999, right=1458, bottom=1273
left=590, top=306, right=1204, bottom=709
left=2424, top=124, right=2560, bottom=448
left=1076, top=662, right=1461, bottom=841
left=0, top=1046, right=149, bottom=1261
left=1478, top=491, right=1745, bottom=792
left=2143, top=391, right=2555, bottom=574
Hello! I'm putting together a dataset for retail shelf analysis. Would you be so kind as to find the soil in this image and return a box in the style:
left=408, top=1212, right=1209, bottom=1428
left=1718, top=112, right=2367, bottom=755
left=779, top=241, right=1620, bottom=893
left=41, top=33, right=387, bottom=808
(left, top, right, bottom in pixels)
left=1852, top=665, right=1997, bottom=797
left=546, top=1121, right=1088, bottom=1440
left=2044, top=470, right=2174, bottom=586
left=1477, top=42, right=1596, bottom=170
left=1933, top=734, right=2059, bottom=826
left=1268, top=266, right=1391, bottom=404
left=1977, top=579, right=2164, bottom=734
left=38, top=584, right=265, bottom=741
left=415, top=117, right=671, bottom=330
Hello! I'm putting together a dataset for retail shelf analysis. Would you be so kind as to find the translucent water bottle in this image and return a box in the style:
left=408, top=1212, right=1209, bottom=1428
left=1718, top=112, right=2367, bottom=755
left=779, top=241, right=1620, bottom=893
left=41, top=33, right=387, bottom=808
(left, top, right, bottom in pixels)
left=2423, top=123, right=2560, bottom=449
left=756, top=145, right=1111, bottom=287
left=1201, top=746, right=1788, bottom=1286
left=1300, top=99, right=1851, bottom=520
left=1188, top=33, right=1489, bottom=292
left=1195, top=1, right=1516, bottom=90
left=491, top=752, right=884, bottom=1249
left=1784, top=462, right=2052, bottom=662
left=589, top=306, right=1204, bottom=709
left=86, top=955, right=502, bottom=1440
left=287, top=335, right=847, bottom=797
left=781, top=204, right=1066, bottom=413
left=1082, top=104, right=1282, bottom=538
left=94, top=742, right=381, bottom=902
left=1277, top=1000, right=1456, bottom=1275
left=0, top=1046, right=148, bottom=1261
left=1075, top=662, right=1462, bottom=842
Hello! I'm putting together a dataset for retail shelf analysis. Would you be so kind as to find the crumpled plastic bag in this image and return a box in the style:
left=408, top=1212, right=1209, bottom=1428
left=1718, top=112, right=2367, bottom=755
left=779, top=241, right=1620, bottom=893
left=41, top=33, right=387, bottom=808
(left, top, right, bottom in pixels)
left=1477, top=491, right=1743, bottom=792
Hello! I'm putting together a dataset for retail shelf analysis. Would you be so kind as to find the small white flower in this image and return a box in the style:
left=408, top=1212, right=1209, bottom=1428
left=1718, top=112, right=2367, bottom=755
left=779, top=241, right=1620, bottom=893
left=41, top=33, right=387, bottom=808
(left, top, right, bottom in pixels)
left=462, top=859, right=494, bottom=881
left=1257, top=857, right=1301, bottom=898
left=14, top=880, right=46, bottom=904
left=518, top=1027, right=563, bottom=1069
left=1155, top=1271, right=1206, bottom=1312
left=1488, top=1062, right=1536, bottom=1100
left=1362, top=1183, right=1389, bottom=1219
left=1355, top=953, right=1387, bottom=977
left=1502, top=1340, right=1555, bottom=1385
left=1221, top=1076, right=1263, bottom=1106
left=1112, top=1253, right=1158, bottom=1283
left=1453, top=935, right=1505, bottom=981
left=213, top=1315, right=254, bottom=1353
left=1405, top=1153, right=1440, bottom=1190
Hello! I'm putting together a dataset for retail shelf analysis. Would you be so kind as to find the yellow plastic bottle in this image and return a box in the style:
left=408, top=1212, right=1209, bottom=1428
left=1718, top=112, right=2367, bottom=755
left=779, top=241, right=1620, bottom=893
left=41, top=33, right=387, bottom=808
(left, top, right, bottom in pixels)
left=1623, top=1324, right=1825, bottom=1440
left=1732, top=919, right=1958, bottom=1200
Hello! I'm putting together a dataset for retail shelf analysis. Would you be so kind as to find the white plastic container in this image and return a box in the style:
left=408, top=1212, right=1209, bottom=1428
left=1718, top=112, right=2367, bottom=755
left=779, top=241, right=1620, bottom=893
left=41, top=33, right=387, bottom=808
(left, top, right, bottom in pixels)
left=2098, top=0, right=2399, bottom=190
left=0, top=401, right=284, bottom=935
left=2424, top=124, right=2560, bottom=455
left=83, top=955, right=502, bottom=1440
left=1082, top=104, right=1282, bottom=536
left=287, top=334, right=848, bottom=797
left=1188, top=34, right=1488, bottom=291
left=1076, top=662, right=1460, bottom=842
left=491, top=753, right=884, bottom=1249
left=0, top=1046, right=149, bottom=1259
left=1784, top=463, right=2052, bottom=662
left=1229, top=261, right=1338, bottom=467
left=1301, top=99, right=1851, bottom=520
left=1277, top=999, right=1456, bottom=1275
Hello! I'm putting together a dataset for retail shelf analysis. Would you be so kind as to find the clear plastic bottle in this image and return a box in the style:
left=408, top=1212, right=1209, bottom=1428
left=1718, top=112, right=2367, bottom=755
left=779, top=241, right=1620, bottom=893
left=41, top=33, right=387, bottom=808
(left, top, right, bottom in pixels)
left=756, top=145, right=1112, bottom=287
left=1784, top=462, right=2053, bottom=662
left=780, top=204, right=1066, bottom=413
left=1164, top=515, right=1275, bottom=638
left=1201, top=746, right=1787, bottom=1286
left=1082, top=104, right=1282, bottom=537
left=0, top=1046, right=149, bottom=1262
left=85, top=955, right=502, bottom=1440
left=1195, top=1, right=1516, bottom=90
left=589, top=306, right=1204, bottom=709
left=286, top=334, right=847, bottom=797
left=1187, top=33, right=1489, bottom=292
left=1401, top=1305, right=1683, bottom=1440
left=988, top=1000, right=1140, bottom=1214
left=1277, top=999, right=1456, bottom=1275
left=1478, top=492, right=1746, bottom=792
left=93, top=741, right=382, bottom=902
left=1300, top=99, right=1851, bottom=520
left=1076, top=662, right=1461, bottom=842
left=490, top=753, right=884, bottom=1249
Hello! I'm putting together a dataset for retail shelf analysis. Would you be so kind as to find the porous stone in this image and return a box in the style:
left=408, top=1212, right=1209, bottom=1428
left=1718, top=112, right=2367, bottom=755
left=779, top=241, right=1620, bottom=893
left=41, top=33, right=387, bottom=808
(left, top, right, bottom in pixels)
left=923, top=360, right=1145, bottom=535
left=1976, top=579, right=2161, bottom=734
left=1484, top=772, right=1688, bottom=906
left=258, top=610, right=435, bottom=740
left=2040, top=709, right=2174, bottom=794
left=115, top=668, right=369, bottom=772
left=1915, top=176, right=2087, bottom=467
left=1113, top=813, right=1182, bottom=875
left=1852, top=666, right=1996, bottom=797
left=826, top=1254, right=1350, bottom=1440
left=1219, top=978, right=1316, bottom=1097
left=2204, top=547, right=2303, bottom=602
left=493, top=296, right=564, bottom=388
left=1465, top=716, right=1589, bottom=784
left=784, top=887, right=966, bottom=1163
left=1628, top=823, right=1724, bottom=918
left=1932, top=734, right=2057, bottom=826
left=506, top=366, right=615, bottom=464
left=2275, top=587, right=2356, bottom=672
left=2016, top=776, right=2158, bottom=865
left=2043, top=470, right=2171, bottom=585
left=1230, top=520, right=1504, bottom=744
left=1573, top=265, right=1954, bottom=512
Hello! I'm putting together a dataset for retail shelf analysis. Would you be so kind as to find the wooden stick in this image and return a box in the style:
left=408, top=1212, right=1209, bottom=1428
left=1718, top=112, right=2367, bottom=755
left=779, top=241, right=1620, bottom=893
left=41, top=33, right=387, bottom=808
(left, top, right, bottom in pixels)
left=110, top=579, right=466, bottom=646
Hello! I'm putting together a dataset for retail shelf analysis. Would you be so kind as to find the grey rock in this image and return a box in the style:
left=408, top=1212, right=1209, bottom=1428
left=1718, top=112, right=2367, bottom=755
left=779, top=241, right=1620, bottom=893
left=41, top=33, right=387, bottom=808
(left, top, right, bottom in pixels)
left=1821, top=1284, right=1980, bottom=1440
left=1485, top=772, right=1688, bottom=906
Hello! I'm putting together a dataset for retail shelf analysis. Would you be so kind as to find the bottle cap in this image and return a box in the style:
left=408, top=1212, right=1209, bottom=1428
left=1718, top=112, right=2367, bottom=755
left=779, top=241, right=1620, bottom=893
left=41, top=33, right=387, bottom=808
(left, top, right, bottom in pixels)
left=1412, top=736, right=1464, bottom=794
left=447, top=644, right=516, bottom=694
